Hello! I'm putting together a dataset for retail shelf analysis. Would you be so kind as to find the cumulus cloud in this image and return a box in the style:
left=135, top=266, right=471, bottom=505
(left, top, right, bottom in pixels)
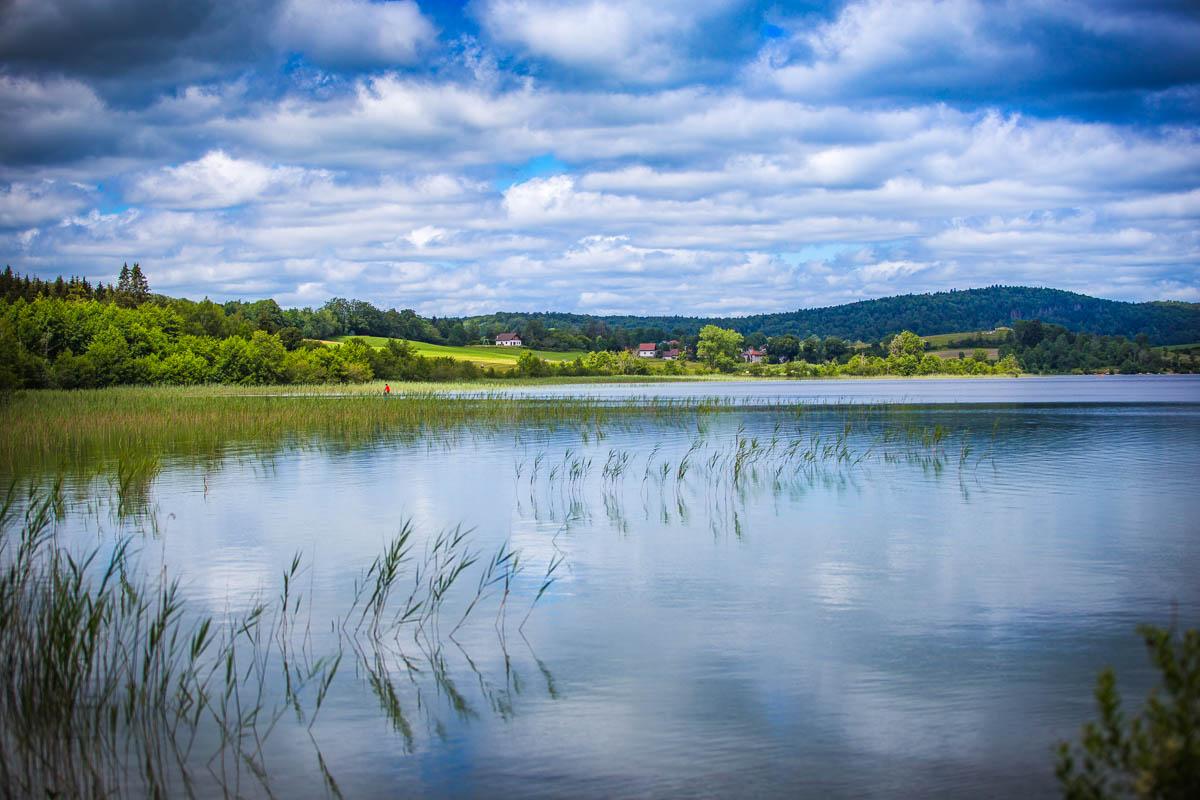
left=275, top=0, right=436, bottom=68
left=478, top=0, right=747, bottom=84
left=0, top=0, right=1197, bottom=311
left=753, top=0, right=1200, bottom=116
left=129, top=151, right=317, bottom=209
left=0, top=181, right=93, bottom=229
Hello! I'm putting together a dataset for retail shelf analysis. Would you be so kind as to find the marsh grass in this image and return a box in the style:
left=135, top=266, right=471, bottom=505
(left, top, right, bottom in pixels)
left=0, top=481, right=560, bottom=798
left=0, top=387, right=1024, bottom=794
left=0, top=387, right=768, bottom=481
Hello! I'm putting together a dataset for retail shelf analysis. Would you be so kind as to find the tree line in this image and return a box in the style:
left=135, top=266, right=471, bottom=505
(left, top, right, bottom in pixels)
left=459, top=286, right=1200, bottom=346
left=1, top=267, right=1193, bottom=392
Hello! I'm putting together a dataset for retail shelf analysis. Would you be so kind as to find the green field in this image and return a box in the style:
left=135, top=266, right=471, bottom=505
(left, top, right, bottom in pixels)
left=929, top=347, right=1000, bottom=360
left=922, top=327, right=1012, bottom=347
left=328, top=336, right=589, bottom=366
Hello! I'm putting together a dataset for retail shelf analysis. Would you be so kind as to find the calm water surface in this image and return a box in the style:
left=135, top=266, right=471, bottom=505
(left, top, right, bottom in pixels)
left=465, top=374, right=1200, bottom=404
left=19, top=377, right=1200, bottom=797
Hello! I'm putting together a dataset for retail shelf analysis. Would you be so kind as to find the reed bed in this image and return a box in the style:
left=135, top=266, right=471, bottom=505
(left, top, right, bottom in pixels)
left=0, top=387, right=774, bottom=477
left=0, top=386, right=1012, bottom=482
left=0, top=483, right=560, bottom=798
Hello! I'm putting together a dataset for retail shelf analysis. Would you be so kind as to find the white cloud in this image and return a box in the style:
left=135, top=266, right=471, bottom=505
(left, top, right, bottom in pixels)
left=276, top=0, right=435, bottom=68
left=0, top=181, right=92, bottom=228
left=2, top=6, right=1196, bottom=313
left=129, top=151, right=316, bottom=210
left=479, top=0, right=737, bottom=83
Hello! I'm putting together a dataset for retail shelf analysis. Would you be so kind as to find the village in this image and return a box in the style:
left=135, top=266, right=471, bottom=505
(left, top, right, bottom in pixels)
left=490, top=332, right=767, bottom=363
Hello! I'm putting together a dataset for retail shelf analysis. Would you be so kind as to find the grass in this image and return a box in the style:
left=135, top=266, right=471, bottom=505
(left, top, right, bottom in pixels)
left=922, top=327, right=1012, bottom=347
left=928, top=347, right=1000, bottom=360
left=0, top=483, right=562, bottom=797
left=327, top=336, right=589, bottom=367
left=0, top=385, right=757, bottom=479
left=0, top=382, right=1031, bottom=482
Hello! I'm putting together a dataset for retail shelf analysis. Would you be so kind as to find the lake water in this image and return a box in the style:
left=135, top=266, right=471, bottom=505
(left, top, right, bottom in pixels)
left=462, top=374, right=1200, bottom=404
left=11, top=376, right=1200, bottom=797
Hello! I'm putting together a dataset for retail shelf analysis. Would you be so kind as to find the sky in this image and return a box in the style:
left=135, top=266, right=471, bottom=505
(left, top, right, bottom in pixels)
left=1, top=0, right=1198, bottom=316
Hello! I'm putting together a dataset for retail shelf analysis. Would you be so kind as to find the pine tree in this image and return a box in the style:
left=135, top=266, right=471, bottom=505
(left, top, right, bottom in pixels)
left=117, top=263, right=131, bottom=295
left=129, top=263, right=150, bottom=304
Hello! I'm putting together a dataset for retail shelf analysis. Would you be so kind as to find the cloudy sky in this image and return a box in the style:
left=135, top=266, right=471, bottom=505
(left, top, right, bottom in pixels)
left=1, top=0, right=1198, bottom=315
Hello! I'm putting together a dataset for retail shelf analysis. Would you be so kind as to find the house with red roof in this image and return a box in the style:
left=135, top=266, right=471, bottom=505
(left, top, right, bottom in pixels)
left=742, top=347, right=766, bottom=364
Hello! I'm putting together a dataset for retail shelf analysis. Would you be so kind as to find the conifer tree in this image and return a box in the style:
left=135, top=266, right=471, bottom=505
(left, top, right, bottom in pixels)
left=129, top=263, right=150, bottom=304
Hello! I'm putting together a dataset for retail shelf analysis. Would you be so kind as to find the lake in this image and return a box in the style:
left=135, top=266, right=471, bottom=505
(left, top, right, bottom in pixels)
left=6, top=376, right=1200, bottom=797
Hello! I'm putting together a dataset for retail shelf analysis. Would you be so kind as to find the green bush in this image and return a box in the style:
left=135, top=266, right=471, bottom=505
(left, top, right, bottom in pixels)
left=1057, top=625, right=1199, bottom=799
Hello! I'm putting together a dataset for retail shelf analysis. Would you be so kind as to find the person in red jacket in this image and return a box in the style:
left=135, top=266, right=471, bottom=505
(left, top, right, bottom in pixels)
left=384, top=383, right=391, bottom=397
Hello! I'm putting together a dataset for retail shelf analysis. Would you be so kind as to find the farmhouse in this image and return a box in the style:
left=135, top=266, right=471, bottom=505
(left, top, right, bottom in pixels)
left=637, top=343, right=658, bottom=358
left=494, top=332, right=523, bottom=347
left=742, top=348, right=766, bottom=364
left=661, top=348, right=681, bottom=360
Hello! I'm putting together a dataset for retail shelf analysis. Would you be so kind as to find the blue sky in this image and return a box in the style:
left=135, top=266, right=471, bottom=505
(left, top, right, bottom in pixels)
left=1, top=0, right=1197, bottom=315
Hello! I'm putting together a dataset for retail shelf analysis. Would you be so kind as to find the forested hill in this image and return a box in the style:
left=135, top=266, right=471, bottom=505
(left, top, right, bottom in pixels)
left=465, top=286, right=1200, bottom=345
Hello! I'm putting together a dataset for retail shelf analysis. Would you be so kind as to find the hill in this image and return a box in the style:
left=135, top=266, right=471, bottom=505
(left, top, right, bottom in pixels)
left=463, top=287, right=1200, bottom=345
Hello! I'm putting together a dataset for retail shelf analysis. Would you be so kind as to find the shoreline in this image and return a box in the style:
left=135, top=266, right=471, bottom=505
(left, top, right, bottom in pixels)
left=7, top=372, right=1200, bottom=400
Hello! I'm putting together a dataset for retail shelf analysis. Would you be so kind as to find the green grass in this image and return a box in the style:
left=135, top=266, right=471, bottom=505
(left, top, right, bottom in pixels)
left=328, top=336, right=589, bottom=367
left=1162, top=342, right=1200, bottom=352
left=0, top=385, right=748, bottom=478
left=928, top=347, right=1000, bottom=360
left=922, top=327, right=1012, bottom=347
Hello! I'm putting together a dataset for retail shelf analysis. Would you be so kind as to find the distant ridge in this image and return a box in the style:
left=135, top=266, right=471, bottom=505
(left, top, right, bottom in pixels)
left=463, top=286, right=1200, bottom=345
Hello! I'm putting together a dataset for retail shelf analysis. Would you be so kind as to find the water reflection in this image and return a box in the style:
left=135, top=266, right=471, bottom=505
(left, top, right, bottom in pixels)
left=3, top=403, right=1199, bottom=797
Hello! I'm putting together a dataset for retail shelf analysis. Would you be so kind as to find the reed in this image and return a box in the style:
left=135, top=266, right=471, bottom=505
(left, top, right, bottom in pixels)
left=0, top=486, right=559, bottom=797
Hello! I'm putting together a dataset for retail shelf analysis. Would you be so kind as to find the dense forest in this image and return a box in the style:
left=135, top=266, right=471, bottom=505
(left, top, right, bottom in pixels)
left=0, top=267, right=1193, bottom=391
left=467, top=286, right=1200, bottom=346
left=6, top=268, right=1197, bottom=351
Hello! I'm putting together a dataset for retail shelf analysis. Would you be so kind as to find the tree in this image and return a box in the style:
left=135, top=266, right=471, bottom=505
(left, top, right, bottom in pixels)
left=801, top=335, right=822, bottom=363
left=888, top=330, right=925, bottom=359
left=823, top=337, right=850, bottom=362
left=128, top=263, right=150, bottom=305
left=696, top=325, right=743, bottom=366
left=766, top=335, right=800, bottom=363
left=516, top=350, right=550, bottom=377
left=1057, top=625, right=1199, bottom=799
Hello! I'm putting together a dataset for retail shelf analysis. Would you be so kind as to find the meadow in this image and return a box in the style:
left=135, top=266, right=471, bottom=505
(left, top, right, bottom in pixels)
left=920, top=328, right=1013, bottom=347
left=329, top=336, right=589, bottom=366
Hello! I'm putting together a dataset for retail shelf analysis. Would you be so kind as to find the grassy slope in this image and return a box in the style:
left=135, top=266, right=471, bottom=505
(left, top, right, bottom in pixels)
left=329, top=336, right=588, bottom=366
left=921, top=328, right=1012, bottom=347
left=929, top=348, right=1000, bottom=360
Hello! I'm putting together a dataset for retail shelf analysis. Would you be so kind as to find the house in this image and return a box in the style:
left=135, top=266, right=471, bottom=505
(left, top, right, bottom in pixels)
left=637, top=343, right=658, bottom=358
left=742, top=348, right=766, bottom=364
left=495, top=332, right=523, bottom=347
left=661, top=348, right=681, bottom=360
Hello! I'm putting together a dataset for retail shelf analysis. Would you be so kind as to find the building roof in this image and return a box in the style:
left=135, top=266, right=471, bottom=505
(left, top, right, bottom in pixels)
left=662, top=348, right=681, bottom=358
left=495, top=332, right=522, bottom=341
left=745, top=348, right=766, bottom=356
left=638, top=343, right=657, bottom=352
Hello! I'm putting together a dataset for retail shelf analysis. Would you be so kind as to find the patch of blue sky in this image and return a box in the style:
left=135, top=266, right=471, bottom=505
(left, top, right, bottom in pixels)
left=94, top=185, right=130, bottom=216
left=493, top=154, right=570, bottom=192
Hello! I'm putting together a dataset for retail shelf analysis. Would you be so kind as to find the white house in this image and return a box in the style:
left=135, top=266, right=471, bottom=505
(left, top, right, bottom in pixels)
left=637, top=343, right=658, bottom=358
left=495, top=332, right=523, bottom=346
left=742, top=347, right=766, bottom=364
